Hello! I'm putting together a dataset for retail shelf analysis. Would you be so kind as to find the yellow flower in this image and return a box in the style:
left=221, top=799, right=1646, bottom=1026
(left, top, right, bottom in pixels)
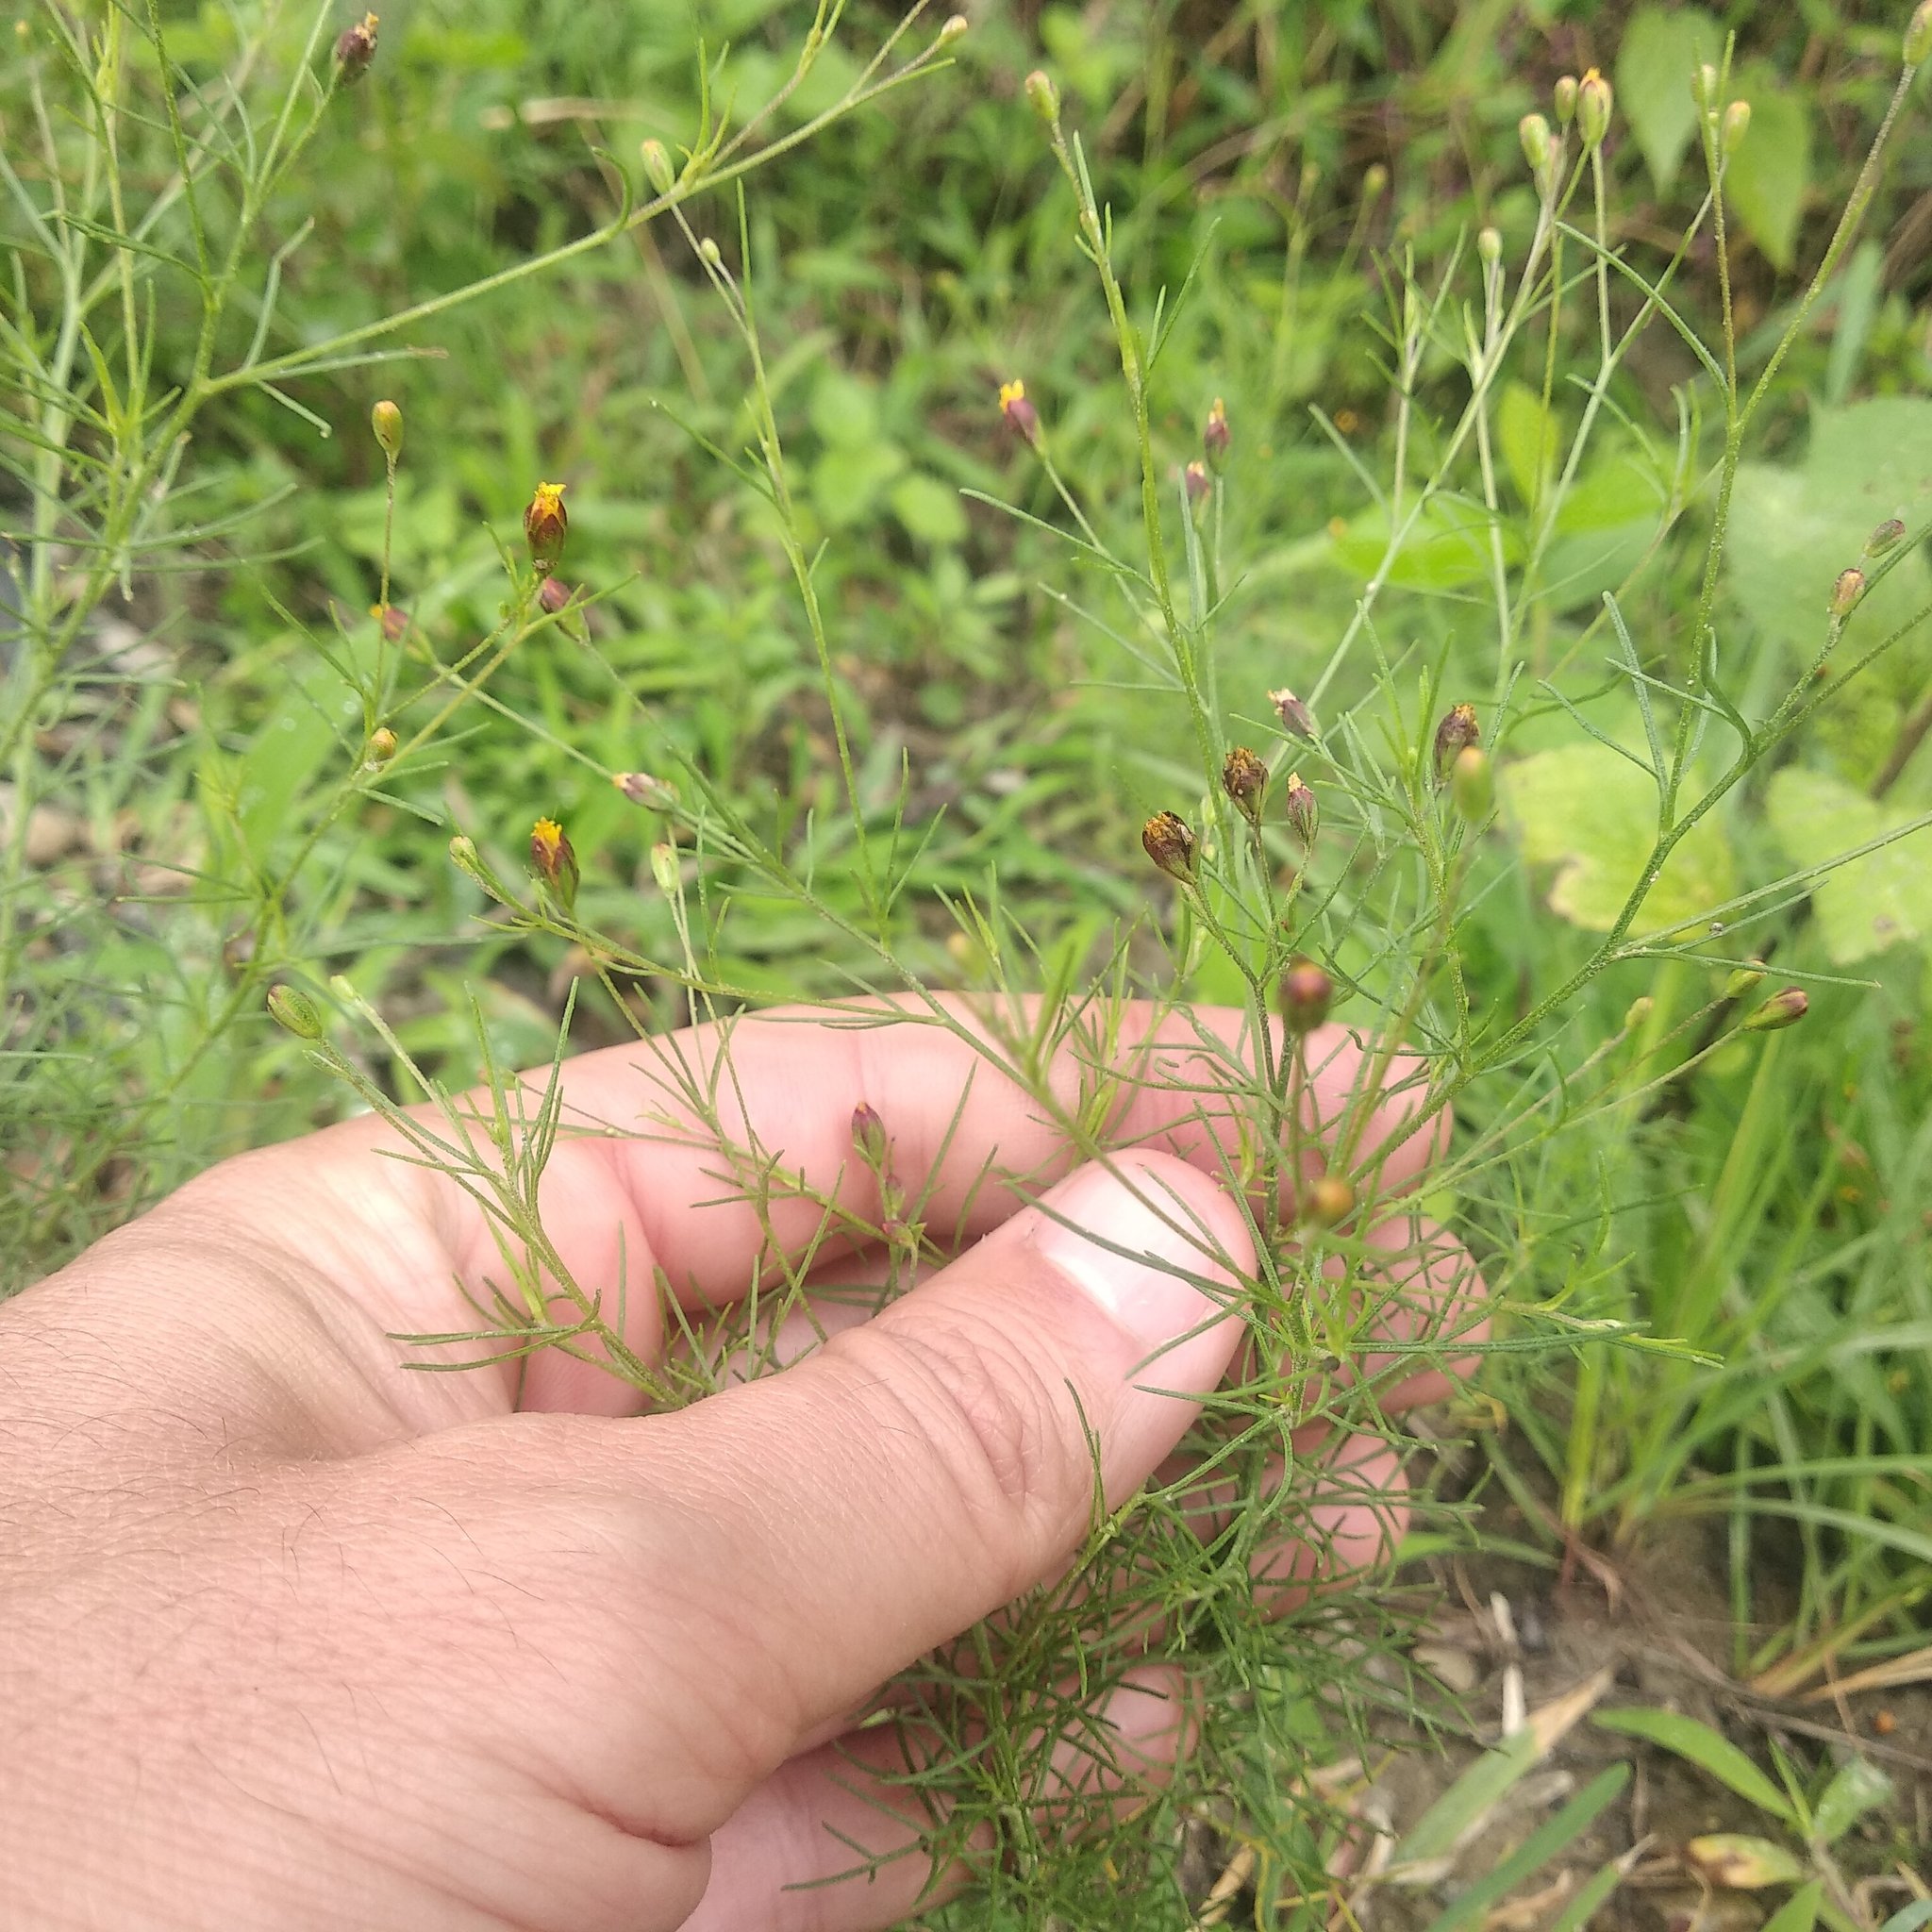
left=529, top=816, right=579, bottom=910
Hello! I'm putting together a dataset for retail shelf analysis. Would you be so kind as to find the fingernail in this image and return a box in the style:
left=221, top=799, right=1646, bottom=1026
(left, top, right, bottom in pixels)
left=1034, top=1157, right=1250, bottom=1382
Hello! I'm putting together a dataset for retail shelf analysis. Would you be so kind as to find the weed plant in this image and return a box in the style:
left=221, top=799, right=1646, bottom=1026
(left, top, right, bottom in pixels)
left=8, top=0, right=1932, bottom=1922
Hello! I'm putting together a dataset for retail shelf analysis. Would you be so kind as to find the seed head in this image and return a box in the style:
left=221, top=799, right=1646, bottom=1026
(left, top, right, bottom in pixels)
left=1221, top=746, right=1268, bottom=824
left=333, top=10, right=378, bottom=84
left=1576, top=68, right=1613, bottom=148
left=371, top=399, right=403, bottom=462
left=537, top=575, right=575, bottom=616
left=1279, top=957, right=1333, bottom=1035
left=1743, top=986, right=1808, bottom=1033
left=266, top=983, right=325, bottom=1041
left=524, top=481, right=569, bottom=572
left=1024, top=69, right=1059, bottom=125
left=851, top=1102, right=889, bottom=1170
left=1553, top=75, right=1578, bottom=126
left=1830, top=567, right=1866, bottom=619
left=1450, top=745, right=1492, bottom=822
left=529, top=816, right=579, bottom=912
left=1282, top=771, right=1318, bottom=845
left=1141, top=810, right=1198, bottom=886
left=1866, top=518, right=1907, bottom=558
left=1302, top=1174, right=1356, bottom=1228
left=640, top=139, right=675, bottom=195
left=1908, top=0, right=1932, bottom=66
left=1722, top=99, right=1751, bottom=155
left=1433, top=702, right=1480, bottom=782
left=1203, top=396, right=1231, bottom=472
left=612, top=770, right=678, bottom=810
left=998, top=377, right=1040, bottom=446
left=1269, top=688, right=1317, bottom=740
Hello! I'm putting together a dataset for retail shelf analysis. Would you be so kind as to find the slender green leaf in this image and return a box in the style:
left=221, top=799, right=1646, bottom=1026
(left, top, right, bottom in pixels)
left=1394, top=1726, right=1541, bottom=1863
left=1593, top=1708, right=1797, bottom=1825
left=1762, top=1882, right=1824, bottom=1932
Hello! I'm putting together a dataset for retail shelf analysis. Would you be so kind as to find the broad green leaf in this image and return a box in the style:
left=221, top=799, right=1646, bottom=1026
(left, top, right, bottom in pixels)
left=1595, top=1707, right=1797, bottom=1823
left=1811, top=1755, right=1891, bottom=1845
left=1727, top=398, right=1932, bottom=659
left=1765, top=767, right=1932, bottom=963
left=1393, top=1725, right=1541, bottom=1863
left=1762, top=1882, right=1824, bottom=1932
left=1616, top=6, right=1722, bottom=190
left=890, top=473, right=969, bottom=546
left=1496, top=380, right=1557, bottom=508
left=811, top=440, right=905, bottom=527
left=1329, top=498, right=1521, bottom=591
left=1500, top=743, right=1733, bottom=936
left=1725, top=78, right=1811, bottom=272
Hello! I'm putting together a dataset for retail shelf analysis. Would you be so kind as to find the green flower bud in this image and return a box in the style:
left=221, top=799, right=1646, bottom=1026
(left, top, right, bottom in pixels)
left=266, top=983, right=325, bottom=1041
left=1576, top=68, right=1612, bottom=148
left=1722, top=100, right=1751, bottom=155
left=1024, top=70, right=1059, bottom=125
left=1907, top=0, right=1932, bottom=66
left=371, top=399, right=403, bottom=462
left=1742, top=987, right=1808, bottom=1033
left=1519, top=112, right=1554, bottom=191
left=1553, top=75, right=1578, bottom=127
left=1723, top=959, right=1766, bottom=1000
left=1477, top=225, right=1502, bottom=268
left=640, top=139, right=675, bottom=195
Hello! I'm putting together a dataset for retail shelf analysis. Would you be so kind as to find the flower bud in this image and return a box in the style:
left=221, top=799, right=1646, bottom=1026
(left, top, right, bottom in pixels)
left=1279, top=957, right=1333, bottom=1035
left=1692, top=63, right=1720, bottom=113
left=537, top=575, right=575, bottom=616
left=698, top=236, right=723, bottom=269
left=1519, top=112, right=1554, bottom=189
left=365, top=725, right=398, bottom=766
left=371, top=398, right=403, bottom=461
left=1908, top=0, right=1932, bottom=66
left=267, top=982, right=325, bottom=1041
left=529, top=816, right=579, bottom=911
left=448, top=833, right=494, bottom=892
left=1302, top=1174, right=1356, bottom=1228
left=372, top=603, right=408, bottom=642
left=1270, top=688, right=1317, bottom=740
left=998, top=377, right=1040, bottom=446
left=1722, top=100, right=1751, bottom=155
left=1830, top=567, right=1865, bottom=619
left=1742, top=987, right=1808, bottom=1033
left=524, top=481, right=568, bottom=572
left=1450, top=745, right=1492, bottom=821
left=1222, top=746, right=1268, bottom=824
left=1477, top=225, right=1502, bottom=268
left=1723, top=959, right=1766, bottom=1000
left=1184, top=458, right=1210, bottom=515
left=649, top=841, right=680, bottom=896
left=640, top=138, right=675, bottom=194
left=1203, top=396, right=1231, bottom=472
left=851, top=1102, right=890, bottom=1169
left=1624, top=995, right=1654, bottom=1031
left=937, top=13, right=968, bottom=44
left=1282, top=771, right=1318, bottom=845
left=333, top=10, right=377, bottom=84
left=1553, top=75, right=1578, bottom=127
left=612, top=770, right=678, bottom=810
left=1024, top=69, right=1059, bottom=125
left=1361, top=162, right=1388, bottom=204
left=1866, top=517, right=1907, bottom=558
left=1576, top=68, right=1612, bottom=148
left=1433, top=701, right=1480, bottom=781
left=1141, top=810, right=1197, bottom=885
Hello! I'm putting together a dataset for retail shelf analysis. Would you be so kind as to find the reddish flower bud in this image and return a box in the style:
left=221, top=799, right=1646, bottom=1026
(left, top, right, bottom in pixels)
left=612, top=770, right=677, bottom=810
left=333, top=11, right=378, bottom=84
left=1279, top=957, right=1333, bottom=1035
left=524, top=481, right=568, bottom=572
left=1269, top=688, right=1317, bottom=740
left=1183, top=458, right=1209, bottom=512
left=1282, top=771, right=1318, bottom=845
left=1433, top=702, right=1479, bottom=782
left=1302, top=1174, right=1356, bottom=1228
left=371, top=603, right=408, bottom=642
left=998, top=378, right=1040, bottom=446
left=1222, top=746, right=1268, bottom=825
left=537, top=575, right=574, bottom=616
left=1203, top=396, right=1230, bottom=473
left=1742, top=987, right=1808, bottom=1033
left=1141, top=811, right=1197, bottom=885
left=851, top=1102, right=889, bottom=1169
left=1867, top=518, right=1907, bottom=558
left=529, top=816, right=579, bottom=911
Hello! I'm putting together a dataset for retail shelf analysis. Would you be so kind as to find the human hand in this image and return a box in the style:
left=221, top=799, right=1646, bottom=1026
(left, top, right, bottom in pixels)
left=0, top=998, right=1485, bottom=1931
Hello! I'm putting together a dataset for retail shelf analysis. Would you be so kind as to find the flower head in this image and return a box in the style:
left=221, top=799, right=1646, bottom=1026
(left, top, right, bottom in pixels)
left=333, top=11, right=378, bottom=84
left=524, top=481, right=569, bottom=572
left=1203, top=396, right=1230, bottom=472
left=1282, top=771, right=1318, bottom=846
left=529, top=816, right=579, bottom=911
left=998, top=378, right=1040, bottom=446
left=1141, top=811, right=1197, bottom=886
left=1221, top=746, right=1268, bottom=825
left=1269, top=688, right=1316, bottom=740
left=1433, top=702, right=1479, bottom=782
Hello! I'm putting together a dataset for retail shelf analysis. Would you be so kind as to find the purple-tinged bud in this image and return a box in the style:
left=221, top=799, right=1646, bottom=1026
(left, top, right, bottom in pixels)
left=1866, top=518, right=1907, bottom=558
left=851, top=1102, right=889, bottom=1169
left=612, top=770, right=678, bottom=810
left=1433, top=702, right=1480, bottom=782
left=1282, top=771, right=1318, bottom=846
left=372, top=603, right=408, bottom=642
left=1270, top=688, right=1316, bottom=740
left=371, top=399, right=402, bottom=461
left=1742, top=987, right=1808, bottom=1033
left=530, top=817, right=580, bottom=912
left=1141, top=811, right=1197, bottom=885
left=538, top=575, right=575, bottom=616
left=1830, top=567, right=1865, bottom=619
left=1184, top=458, right=1210, bottom=515
left=1203, top=396, right=1231, bottom=473
left=1279, top=956, right=1333, bottom=1035
left=333, top=11, right=378, bottom=84
left=998, top=377, right=1040, bottom=446
left=267, top=983, right=325, bottom=1040
left=1222, top=746, right=1268, bottom=825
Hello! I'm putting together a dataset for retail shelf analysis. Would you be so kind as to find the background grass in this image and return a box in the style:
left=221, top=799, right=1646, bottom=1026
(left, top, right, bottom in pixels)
left=7, top=0, right=1932, bottom=1919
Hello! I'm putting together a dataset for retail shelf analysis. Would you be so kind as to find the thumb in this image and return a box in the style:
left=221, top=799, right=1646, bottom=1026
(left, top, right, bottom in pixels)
left=631, top=1148, right=1253, bottom=1818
